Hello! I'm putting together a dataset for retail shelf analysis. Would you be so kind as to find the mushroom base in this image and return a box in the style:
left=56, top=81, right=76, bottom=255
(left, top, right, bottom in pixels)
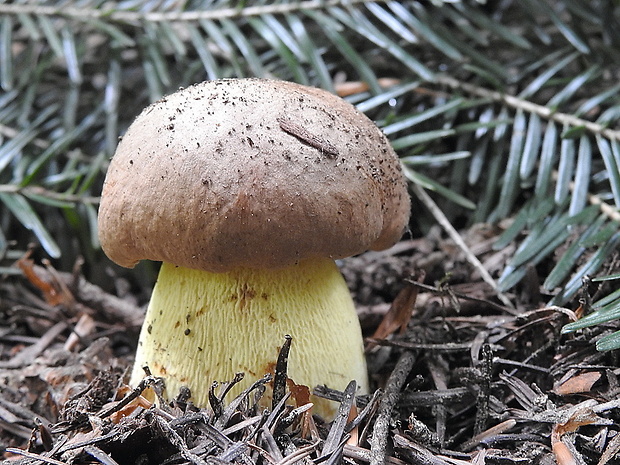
left=130, top=257, right=368, bottom=418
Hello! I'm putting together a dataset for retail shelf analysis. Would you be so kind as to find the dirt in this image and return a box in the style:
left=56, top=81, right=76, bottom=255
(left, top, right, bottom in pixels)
left=1, top=226, right=619, bottom=465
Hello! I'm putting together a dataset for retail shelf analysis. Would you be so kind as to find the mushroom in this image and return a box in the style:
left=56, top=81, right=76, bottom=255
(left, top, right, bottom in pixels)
left=98, top=78, right=410, bottom=418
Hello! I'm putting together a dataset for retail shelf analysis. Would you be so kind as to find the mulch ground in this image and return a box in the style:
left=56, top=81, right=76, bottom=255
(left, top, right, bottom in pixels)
left=1, top=225, right=619, bottom=465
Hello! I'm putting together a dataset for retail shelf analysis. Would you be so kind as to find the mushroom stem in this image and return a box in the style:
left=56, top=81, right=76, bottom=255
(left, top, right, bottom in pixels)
left=130, top=257, right=368, bottom=418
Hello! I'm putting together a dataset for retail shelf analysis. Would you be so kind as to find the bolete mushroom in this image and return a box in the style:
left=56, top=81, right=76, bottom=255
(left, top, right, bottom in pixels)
left=98, top=78, right=410, bottom=418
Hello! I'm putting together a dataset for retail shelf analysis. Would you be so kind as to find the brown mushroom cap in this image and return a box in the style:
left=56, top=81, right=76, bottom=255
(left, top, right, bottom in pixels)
left=98, top=79, right=410, bottom=272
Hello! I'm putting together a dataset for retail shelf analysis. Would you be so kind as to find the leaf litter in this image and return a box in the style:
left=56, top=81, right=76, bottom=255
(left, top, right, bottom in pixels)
left=1, top=226, right=620, bottom=465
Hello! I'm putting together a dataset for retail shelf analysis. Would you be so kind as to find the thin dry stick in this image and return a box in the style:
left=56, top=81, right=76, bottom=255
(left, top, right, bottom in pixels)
left=473, top=344, right=493, bottom=436
left=155, top=415, right=209, bottom=465
left=84, top=446, right=121, bottom=465
left=0, top=123, right=49, bottom=149
left=436, top=75, right=620, bottom=142
left=4, top=449, right=68, bottom=465
left=0, top=0, right=383, bottom=22
left=0, top=321, right=67, bottom=369
left=585, top=190, right=620, bottom=221
left=369, top=351, right=416, bottom=465
left=410, top=182, right=515, bottom=309
left=322, top=381, right=356, bottom=456
left=550, top=170, right=620, bottom=222
left=0, top=184, right=100, bottom=205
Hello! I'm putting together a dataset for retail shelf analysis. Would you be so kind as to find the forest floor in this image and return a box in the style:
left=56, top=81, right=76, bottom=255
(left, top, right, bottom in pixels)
left=1, top=224, right=619, bottom=465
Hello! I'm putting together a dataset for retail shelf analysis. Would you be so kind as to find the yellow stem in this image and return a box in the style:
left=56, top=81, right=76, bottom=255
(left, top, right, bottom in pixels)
left=130, top=257, right=368, bottom=418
